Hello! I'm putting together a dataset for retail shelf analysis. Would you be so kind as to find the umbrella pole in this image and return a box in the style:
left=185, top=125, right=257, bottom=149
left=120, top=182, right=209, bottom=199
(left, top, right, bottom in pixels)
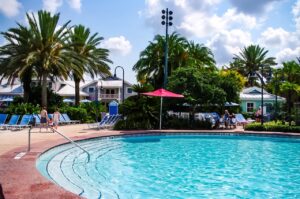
left=159, top=97, right=163, bottom=129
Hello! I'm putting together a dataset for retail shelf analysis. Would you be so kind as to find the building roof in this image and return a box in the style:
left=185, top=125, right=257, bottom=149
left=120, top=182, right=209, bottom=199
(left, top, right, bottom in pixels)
left=80, top=78, right=132, bottom=89
left=0, top=84, right=23, bottom=95
left=240, top=86, right=285, bottom=101
left=56, top=83, right=89, bottom=97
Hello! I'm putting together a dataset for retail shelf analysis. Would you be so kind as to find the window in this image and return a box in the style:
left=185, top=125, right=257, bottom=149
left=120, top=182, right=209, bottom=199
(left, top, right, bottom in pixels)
left=247, top=102, right=254, bottom=112
left=88, top=87, right=94, bottom=93
left=127, top=88, right=132, bottom=94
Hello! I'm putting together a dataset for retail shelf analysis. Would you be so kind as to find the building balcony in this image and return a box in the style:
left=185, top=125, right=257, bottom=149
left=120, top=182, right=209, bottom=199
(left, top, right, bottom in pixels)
left=89, top=93, right=119, bottom=100
left=100, top=94, right=119, bottom=99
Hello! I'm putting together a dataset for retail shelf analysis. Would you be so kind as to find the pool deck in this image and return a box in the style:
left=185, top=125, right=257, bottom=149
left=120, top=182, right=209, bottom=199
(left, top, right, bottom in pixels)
left=0, top=124, right=299, bottom=199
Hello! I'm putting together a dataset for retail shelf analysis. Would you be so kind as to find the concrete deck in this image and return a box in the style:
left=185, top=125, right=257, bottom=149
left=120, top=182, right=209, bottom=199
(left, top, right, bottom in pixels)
left=0, top=124, right=298, bottom=199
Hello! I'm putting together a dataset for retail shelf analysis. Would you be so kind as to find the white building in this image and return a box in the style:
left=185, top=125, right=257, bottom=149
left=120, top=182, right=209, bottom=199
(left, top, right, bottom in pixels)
left=0, top=76, right=135, bottom=104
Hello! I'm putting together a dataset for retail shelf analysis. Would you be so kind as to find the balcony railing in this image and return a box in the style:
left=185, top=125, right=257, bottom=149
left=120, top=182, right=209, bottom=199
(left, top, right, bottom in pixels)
left=100, top=94, right=119, bottom=99
left=90, top=93, right=119, bottom=100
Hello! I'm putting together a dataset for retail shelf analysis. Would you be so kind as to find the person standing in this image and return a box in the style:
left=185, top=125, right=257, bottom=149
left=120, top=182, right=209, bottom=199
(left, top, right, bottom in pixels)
left=53, top=108, right=60, bottom=130
left=224, top=110, right=230, bottom=128
left=255, top=108, right=262, bottom=122
left=40, top=106, right=49, bottom=132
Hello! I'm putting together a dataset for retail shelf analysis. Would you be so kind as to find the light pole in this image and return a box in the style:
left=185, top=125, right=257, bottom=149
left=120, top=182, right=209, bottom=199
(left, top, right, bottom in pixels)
left=161, top=8, right=173, bottom=88
left=114, top=66, right=125, bottom=103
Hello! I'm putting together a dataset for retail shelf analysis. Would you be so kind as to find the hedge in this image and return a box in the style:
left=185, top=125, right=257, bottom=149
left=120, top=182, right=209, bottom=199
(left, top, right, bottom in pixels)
left=245, top=122, right=300, bottom=133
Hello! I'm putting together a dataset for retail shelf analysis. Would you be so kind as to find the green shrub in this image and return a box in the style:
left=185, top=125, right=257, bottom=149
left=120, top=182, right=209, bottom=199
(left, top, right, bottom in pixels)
left=245, top=122, right=300, bottom=133
left=6, top=103, right=40, bottom=115
left=114, top=116, right=155, bottom=130
left=114, top=95, right=159, bottom=130
left=59, top=106, right=88, bottom=123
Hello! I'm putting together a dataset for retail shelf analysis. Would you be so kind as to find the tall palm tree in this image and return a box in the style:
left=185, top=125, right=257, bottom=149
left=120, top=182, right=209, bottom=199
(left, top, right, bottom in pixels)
left=69, top=25, right=112, bottom=106
left=25, top=10, right=78, bottom=107
left=135, top=32, right=218, bottom=88
left=186, top=41, right=216, bottom=71
left=0, top=24, right=36, bottom=102
left=231, top=44, right=276, bottom=86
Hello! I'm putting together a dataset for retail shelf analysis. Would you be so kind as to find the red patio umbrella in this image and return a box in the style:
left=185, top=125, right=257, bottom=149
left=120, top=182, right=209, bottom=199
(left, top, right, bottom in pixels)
left=142, top=88, right=184, bottom=129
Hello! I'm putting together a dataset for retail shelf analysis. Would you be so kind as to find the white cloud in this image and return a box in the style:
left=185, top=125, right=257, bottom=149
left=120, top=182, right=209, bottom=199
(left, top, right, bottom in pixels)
left=67, top=0, right=82, bottom=12
left=229, top=0, right=280, bottom=15
left=178, top=9, right=257, bottom=38
left=293, top=0, right=300, bottom=32
left=141, top=0, right=257, bottom=39
left=259, top=27, right=300, bottom=49
left=275, top=47, right=300, bottom=64
left=0, top=0, right=21, bottom=18
left=206, top=29, right=252, bottom=65
left=101, top=36, right=132, bottom=56
left=43, top=0, right=63, bottom=13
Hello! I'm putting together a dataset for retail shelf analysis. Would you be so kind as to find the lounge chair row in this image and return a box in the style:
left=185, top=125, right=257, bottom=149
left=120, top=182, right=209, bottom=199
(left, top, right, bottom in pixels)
left=0, top=113, right=80, bottom=130
left=0, top=114, right=32, bottom=130
left=88, top=114, right=122, bottom=129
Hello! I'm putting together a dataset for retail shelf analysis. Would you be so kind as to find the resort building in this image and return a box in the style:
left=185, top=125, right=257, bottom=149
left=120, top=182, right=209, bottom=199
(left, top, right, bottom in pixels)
left=0, top=76, right=135, bottom=104
left=240, top=86, right=285, bottom=114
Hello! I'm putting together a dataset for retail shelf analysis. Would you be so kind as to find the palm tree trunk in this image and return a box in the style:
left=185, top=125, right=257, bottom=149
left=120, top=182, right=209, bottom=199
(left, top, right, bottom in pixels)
left=74, top=75, right=81, bottom=106
left=41, top=72, right=48, bottom=107
left=22, top=69, right=32, bottom=103
left=23, top=81, right=31, bottom=103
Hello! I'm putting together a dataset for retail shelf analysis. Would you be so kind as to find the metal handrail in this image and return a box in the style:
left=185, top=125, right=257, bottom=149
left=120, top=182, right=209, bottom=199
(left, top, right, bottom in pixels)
left=28, top=126, right=90, bottom=162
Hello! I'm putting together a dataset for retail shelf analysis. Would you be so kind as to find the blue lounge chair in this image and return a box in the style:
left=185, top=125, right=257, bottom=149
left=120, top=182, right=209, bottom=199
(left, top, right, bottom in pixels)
left=10, top=114, right=33, bottom=130
left=57, top=113, right=69, bottom=125
left=104, top=114, right=122, bottom=128
left=61, top=113, right=80, bottom=124
left=1, top=115, right=20, bottom=130
left=88, top=114, right=110, bottom=129
left=235, top=113, right=254, bottom=128
left=32, top=114, right=41, bottom=126
left=0, top=114, right=8, bottom=125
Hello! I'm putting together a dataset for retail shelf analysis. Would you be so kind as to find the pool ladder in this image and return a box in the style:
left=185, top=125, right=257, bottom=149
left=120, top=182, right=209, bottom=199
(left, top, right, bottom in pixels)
left=28, top=127, right=91, bottom=162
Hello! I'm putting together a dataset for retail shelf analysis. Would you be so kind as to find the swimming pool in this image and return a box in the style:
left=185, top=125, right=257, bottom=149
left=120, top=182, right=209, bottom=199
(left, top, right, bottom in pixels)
left=36, top=134, right=300, bottom=198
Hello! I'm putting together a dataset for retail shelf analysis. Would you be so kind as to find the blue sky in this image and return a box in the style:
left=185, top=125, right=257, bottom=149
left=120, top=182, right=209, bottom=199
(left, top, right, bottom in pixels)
left=0, top=0, right=299, bottom=84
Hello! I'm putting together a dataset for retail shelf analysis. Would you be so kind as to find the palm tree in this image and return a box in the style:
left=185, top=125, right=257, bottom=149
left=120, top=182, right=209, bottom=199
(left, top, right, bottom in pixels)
left=0, top=24, right=36, bottom=102
left=134, top=32, right=216, bottom=88
left=186, top=41, right=216, bottom=71
left=25, top=10, right=77, bottom=107
left=133, top=32, right=188, bottom=88
left=231, top=44, right=277, bottom=86
left=69, top=25, right=112, bottom=106
left=280, top=61, right=300, bottom=125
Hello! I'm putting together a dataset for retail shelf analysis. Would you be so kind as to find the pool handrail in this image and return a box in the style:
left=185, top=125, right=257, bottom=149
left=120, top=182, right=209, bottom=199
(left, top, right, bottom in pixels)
left=51, top=127, right=90, bottom=162
left=28, top=127, right=90, bottom=162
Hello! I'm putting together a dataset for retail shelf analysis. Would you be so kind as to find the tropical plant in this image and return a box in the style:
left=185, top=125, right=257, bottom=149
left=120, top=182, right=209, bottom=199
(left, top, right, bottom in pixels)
left=279, top=61, right=300, bottom=125
left=68, top=25, right=112, bottom=105
left=115, top=94, right=159, bottom=130
left=230, top=44, right=276, bottom=86
left=218, top=70, right=245, bottom=103
left=25, top=10, right=82, bottom=107
left=186, top=41, right=216, bottom=71
left=167, top=66, right=227, bottom=119
left=133, top=32, right=187, bottom=88
left=133, top=32, right=217, bottom=89
left=0, top=24, right=36, bottom=102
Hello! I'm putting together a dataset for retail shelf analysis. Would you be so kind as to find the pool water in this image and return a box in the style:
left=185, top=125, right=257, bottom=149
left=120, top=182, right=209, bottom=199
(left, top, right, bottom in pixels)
left=36, top=134, right=300, bottom=198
